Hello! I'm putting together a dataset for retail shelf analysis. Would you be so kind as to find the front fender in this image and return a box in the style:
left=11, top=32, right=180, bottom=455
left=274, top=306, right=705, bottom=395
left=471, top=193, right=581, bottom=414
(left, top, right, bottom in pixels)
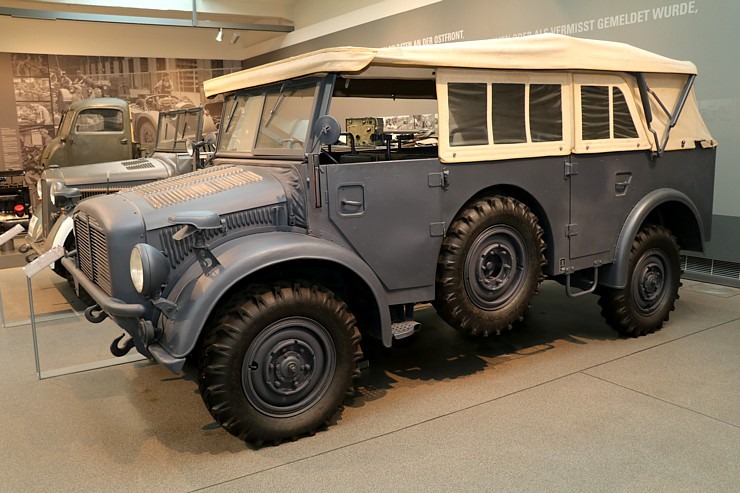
left=600, top=188, right=705, bottom=289
left=156, top=232, right=391, bottom=359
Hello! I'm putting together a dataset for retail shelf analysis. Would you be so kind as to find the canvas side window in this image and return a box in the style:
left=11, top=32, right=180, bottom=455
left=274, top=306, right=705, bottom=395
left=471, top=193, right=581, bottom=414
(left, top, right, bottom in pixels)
left=437, top=69, right=572, bottom=163
left=581, top=86, right=610, bottom=140
left=448, top=83, right=488, bottom=146
left=529, top=84, right=563, bottom=142
left=491, top=83, right=526, bottom=144
left=612, top=87, right=638, bottom=138
left=580, top=85, right=638, bottom=140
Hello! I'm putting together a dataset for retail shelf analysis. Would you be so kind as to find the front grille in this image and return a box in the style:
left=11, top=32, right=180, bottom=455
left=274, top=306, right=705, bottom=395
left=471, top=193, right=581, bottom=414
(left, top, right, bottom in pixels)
left=74, top=211, right=113, bottom=296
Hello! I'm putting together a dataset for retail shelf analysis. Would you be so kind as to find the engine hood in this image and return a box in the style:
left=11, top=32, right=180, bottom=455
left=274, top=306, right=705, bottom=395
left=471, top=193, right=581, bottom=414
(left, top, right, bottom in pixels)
left=116, top=164, right=304, bottom=231
left=43, top=157, right=173, bottom=187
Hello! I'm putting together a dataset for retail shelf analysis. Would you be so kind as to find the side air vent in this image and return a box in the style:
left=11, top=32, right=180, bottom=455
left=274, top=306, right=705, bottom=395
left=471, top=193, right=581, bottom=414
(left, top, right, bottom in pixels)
left=157, top=205, right=279, bottom=268
left=122, top=158, right=155, bottom=170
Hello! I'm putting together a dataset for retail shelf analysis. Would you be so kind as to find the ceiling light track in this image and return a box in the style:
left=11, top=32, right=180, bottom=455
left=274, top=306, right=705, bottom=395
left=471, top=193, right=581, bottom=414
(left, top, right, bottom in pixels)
left=0, top=6, right=294, bottom=33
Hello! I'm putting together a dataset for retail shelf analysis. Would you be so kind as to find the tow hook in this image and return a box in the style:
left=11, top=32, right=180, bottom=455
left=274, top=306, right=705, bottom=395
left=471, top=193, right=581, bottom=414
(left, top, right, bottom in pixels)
left=84, top=304, right=108, bottom=323
left=110, top=333, right=135, bottom=357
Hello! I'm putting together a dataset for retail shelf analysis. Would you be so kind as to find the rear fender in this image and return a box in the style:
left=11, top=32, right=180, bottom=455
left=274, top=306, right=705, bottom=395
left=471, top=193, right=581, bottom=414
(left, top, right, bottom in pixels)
left=158, top=232, right=391, bottom=358
left=600, top=188, right=704, bottom=289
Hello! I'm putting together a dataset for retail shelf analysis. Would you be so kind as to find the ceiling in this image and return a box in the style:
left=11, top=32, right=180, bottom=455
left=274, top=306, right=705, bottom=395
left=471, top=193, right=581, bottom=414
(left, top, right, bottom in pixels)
left=0, top=0, right=440, bottom=59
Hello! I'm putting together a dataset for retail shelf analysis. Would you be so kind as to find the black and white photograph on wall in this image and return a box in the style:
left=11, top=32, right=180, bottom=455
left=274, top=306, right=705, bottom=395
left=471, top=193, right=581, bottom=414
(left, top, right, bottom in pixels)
left=11, top=53, right=49, bottom=78
left=0, top=52, right=239, bottom=174
left=13, top=78, right=51, bottom=102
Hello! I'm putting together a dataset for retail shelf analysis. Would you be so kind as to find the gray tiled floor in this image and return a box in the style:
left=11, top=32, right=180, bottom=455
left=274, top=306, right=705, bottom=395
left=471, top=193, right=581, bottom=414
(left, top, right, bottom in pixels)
left=0, top=267, right=738, bottom=492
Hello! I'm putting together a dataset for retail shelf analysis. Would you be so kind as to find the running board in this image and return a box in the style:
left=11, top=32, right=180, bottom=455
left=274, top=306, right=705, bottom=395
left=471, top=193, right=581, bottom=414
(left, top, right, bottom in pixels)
left=391, top=320, right=420, bottom=340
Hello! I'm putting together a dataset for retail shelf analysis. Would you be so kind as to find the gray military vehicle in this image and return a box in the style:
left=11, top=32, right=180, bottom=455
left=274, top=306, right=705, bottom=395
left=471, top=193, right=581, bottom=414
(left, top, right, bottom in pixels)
left=26, top=106, right=214, bottom=282
left=62, top=34, right=716, bottom=445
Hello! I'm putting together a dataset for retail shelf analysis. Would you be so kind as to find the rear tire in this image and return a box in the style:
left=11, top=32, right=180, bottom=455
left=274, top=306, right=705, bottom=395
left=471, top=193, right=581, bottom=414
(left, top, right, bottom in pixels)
left=435, top=196, right=546, bottom=337
left=598, top=225, right=681, bottom=337
left=198, top=283, right=362, bottom=445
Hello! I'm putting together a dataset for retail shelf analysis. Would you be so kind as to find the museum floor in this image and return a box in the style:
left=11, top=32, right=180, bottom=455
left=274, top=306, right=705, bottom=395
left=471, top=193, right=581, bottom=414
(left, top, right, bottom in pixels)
left=0, top=243, right=738, bottom=493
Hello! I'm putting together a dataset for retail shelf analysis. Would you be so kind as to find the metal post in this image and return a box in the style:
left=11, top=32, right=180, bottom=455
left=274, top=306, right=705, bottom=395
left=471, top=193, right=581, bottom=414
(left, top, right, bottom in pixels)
left=27, top=276, right=41, bottom=379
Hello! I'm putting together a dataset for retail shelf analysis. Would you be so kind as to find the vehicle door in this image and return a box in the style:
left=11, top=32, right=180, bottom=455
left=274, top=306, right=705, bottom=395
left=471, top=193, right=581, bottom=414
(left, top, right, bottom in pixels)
left=325, top=158, right=445, bottom=291
left=65, top=106, right=131, bottom=166
left=568, top=74, right=652, bottom=260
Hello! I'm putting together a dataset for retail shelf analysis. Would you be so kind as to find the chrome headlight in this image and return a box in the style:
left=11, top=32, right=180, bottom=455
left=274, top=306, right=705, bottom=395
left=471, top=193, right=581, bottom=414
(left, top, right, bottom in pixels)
left=130, top=244, right=170, bottom=296
left=49, top=181, right=60, bottom=206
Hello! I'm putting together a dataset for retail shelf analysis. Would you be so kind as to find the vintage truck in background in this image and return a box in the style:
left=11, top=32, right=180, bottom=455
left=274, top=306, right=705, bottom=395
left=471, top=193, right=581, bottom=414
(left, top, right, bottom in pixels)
left=22, top=106, right=215, bottom=281
left=40, top=97, right=156, bottom=169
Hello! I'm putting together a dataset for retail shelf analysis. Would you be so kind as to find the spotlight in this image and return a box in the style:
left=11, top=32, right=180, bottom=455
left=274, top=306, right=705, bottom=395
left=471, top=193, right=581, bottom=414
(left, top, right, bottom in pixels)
left=230, top=32, right=240, bottom=44
left=216, top=28, right=223, bottom=42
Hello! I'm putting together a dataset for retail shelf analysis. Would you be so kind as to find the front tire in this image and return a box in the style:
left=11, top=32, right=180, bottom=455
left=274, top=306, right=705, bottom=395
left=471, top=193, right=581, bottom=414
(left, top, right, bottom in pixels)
left=198, top=283, right=362, bottom=445
left=598, top=225, right=681, bottom=337
left=435, top=196, right=546, bottom=337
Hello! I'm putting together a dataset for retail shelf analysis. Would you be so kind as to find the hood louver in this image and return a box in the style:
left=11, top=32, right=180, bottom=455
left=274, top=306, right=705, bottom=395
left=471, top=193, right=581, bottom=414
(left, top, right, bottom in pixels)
left=130, top=165, right=263, bottom=209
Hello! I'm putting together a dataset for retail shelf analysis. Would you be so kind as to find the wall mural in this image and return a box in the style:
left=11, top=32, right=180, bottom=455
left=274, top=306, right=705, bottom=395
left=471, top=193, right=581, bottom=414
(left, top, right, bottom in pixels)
left=1, top=53, right=239, bottom=183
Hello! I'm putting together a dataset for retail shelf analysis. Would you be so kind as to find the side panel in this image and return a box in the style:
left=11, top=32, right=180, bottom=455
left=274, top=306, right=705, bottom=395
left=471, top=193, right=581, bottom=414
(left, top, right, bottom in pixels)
left=325, top=158, right=444, bottom=290
left=568, top=152, right=645, bottom=259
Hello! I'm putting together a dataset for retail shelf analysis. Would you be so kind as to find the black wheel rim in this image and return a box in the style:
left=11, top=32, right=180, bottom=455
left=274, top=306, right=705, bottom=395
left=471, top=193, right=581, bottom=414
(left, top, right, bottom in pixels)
left=632, top=248, right=671, bottom=316
left=464, top=225, right=528, bottom=310
left=242, top=317, right=336, bottom=418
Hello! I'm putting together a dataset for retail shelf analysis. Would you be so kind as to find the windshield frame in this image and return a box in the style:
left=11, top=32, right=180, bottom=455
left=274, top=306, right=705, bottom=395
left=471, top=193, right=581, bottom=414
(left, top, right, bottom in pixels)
left=215, top=77, right=324, bottom=159
left=154, top=107, right=204, bottom=153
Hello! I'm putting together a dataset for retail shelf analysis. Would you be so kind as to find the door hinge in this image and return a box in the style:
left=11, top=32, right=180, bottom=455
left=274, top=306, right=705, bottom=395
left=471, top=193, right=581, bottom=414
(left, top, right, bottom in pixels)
left=428, top=169, right=449, bottom=189
left=564, top=160, right=578, bottom=178
left=566, top=223, right=579, bottom=237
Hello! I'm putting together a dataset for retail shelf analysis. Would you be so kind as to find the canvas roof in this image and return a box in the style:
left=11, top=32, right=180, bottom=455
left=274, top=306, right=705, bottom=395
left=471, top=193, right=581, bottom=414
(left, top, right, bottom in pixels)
left=204, top=34, right=698, bottom=97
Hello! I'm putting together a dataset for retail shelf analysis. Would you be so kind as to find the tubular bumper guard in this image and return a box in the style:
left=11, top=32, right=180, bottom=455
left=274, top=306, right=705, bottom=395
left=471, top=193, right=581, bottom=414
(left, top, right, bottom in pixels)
left=60, top=256, right=146, bottom=318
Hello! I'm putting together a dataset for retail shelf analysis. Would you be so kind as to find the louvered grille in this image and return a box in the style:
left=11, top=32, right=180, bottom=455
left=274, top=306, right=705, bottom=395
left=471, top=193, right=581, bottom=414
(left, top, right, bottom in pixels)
left=122, top=158, right=155, bottom=170
left=158, top=206, right=278, bottom=268
left=74, top=211, right=113, bottom=296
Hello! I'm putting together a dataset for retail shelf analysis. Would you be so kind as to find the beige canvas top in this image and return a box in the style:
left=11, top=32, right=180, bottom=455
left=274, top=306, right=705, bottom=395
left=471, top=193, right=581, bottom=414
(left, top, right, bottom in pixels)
left=204, top=34, right=697, bottom=97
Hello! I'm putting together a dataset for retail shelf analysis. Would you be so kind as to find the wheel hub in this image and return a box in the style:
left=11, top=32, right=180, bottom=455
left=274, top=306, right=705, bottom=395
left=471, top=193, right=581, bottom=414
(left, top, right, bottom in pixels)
left=464, top=225, right=528, bottom=310
left=478, top=244, right=513, bottom=290
left=632, top=249, right=670, bottom=316
left=242, top=318, right=335, bottom=418
left=270, top=342, right=314, bottom=392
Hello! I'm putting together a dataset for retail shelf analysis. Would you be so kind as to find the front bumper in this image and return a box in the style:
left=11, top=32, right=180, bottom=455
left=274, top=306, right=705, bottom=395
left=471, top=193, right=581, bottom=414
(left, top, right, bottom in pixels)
left=61, top=255, right=186, bottom=373
left=61, top=256, right=146, bottom=319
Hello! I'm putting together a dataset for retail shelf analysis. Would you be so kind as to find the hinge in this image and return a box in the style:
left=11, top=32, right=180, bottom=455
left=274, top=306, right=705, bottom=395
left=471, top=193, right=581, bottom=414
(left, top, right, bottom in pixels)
left=566, top=223, right=578, bottom=237
left=564, top=160, right=578, bottom=177
left=428, top=168, right=449, bottom=189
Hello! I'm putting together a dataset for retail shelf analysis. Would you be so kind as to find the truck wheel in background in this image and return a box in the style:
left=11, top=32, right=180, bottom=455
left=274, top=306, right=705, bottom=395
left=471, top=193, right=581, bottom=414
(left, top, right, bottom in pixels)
left=598, top=225, right=681, bottom=337
left=198, top=283, right=362, bottom=446
left=435, top=195, right=546, bottom=337
left=136, top=119, right=157, bottom=154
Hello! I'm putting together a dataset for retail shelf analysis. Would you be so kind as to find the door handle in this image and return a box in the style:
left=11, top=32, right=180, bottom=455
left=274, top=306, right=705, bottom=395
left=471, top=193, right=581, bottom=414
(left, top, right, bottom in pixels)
left=120, top=138, right=129, bottom=145
left=341, top=199, right=363, bottom=207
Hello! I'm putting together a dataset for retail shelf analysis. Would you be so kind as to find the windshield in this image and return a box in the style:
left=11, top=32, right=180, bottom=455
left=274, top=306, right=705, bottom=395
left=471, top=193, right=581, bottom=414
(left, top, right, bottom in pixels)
left=218, top=82, right=317, bottom=155
left=156, top=109, right=201, bottom=152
